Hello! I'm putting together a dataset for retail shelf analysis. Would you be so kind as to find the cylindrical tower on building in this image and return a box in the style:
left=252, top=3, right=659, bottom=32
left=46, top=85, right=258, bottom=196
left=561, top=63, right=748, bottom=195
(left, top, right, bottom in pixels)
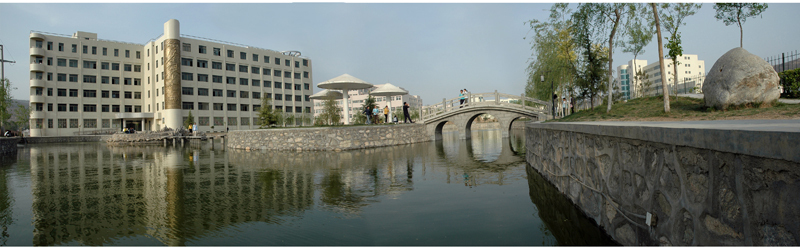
left=162, top=19, right=183, bottom=130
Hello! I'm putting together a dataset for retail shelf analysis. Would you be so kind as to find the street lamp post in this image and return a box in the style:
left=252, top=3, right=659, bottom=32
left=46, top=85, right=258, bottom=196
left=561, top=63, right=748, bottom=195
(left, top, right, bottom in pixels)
left=541, top=75, right=556, bottom=119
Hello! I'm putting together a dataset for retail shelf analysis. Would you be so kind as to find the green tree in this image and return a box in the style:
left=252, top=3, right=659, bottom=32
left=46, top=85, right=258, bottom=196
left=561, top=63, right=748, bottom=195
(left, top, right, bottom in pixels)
left=665, top=33, right=683, bottom=96
left=713, top=3, right=768, bottom=48
left=11, top=104, right=31, bottom=131
left=274, top=109, right=285, bottom=127
left=317, top=99, right=341, bottom=126
left=570, top=3, right=641, bottom=112
left=183, top=111, right=194, bottom=129
left=285, top=114, right=295, bottom=127
left=571, top=4, right=610, bottom=110
left=525, top=3, right=578, bottom=102
left=258, top=96, right=279, bottom=128
left=574, top=43, right=609, bottom=109
left=0, top=78, right=15, bottom=134
left=637, top=70, right=653, bottom=97
left=662, top=3, right=702, bottom=97
left=621, top=8, right=655, bottom=99
left=652, top=3, right=670, bottom=113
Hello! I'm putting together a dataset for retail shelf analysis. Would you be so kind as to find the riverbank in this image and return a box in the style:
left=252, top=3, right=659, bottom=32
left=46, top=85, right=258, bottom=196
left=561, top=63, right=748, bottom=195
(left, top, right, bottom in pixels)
left=553, top=96, right=800, bottom=122
left=526, top=119, right=800, bottom=246
left=227, top=123, right=429, bottom=151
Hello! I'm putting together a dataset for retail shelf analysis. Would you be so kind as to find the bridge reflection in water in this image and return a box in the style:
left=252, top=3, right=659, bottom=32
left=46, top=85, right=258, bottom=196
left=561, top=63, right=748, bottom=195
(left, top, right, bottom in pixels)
left=6, top=128, right=615, bottom=246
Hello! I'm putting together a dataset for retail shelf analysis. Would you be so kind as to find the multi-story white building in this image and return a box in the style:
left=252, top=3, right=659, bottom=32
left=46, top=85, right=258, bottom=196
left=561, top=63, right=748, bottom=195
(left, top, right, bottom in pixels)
left=28, top=19, right=313, bottom=137
left=615, top=55, right=705, bottom=99
left=615, top=59, right=647, bottom=100
left=312, top=83, right=422, bottom=123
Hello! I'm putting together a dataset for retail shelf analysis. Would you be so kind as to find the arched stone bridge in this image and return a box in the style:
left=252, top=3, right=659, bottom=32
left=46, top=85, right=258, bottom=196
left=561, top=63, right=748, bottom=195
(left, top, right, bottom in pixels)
left=420, top=91, right=551, bottom=140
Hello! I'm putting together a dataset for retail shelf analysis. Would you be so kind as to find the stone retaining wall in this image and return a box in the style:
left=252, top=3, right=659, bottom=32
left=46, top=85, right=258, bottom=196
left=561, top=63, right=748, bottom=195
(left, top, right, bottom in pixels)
left=526, top=122, right=799, bottom=246
left=227, top=124, right=429, bottom=151
left=0, top=138, right=20, bottom=155
left=25, top=135, right=111, bottom=144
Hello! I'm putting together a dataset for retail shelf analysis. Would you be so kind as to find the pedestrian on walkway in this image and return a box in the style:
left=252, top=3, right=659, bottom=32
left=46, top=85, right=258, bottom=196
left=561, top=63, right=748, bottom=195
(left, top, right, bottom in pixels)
left=364, top=105, right=372, bottom=124
left=570, top=97, right=576, bottom=114
left=403, top=102, right=413, bottom=123
left=383, top=105, right=389, bottom=123
left=562, top=98, right=568, bottom=117
left=373, top=105, right=381, bottom=124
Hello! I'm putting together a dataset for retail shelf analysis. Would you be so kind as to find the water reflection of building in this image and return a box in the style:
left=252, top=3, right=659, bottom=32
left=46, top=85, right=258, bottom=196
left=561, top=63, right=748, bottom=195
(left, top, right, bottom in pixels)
left=24, top=129, right=527, bottom=246
left=28, top=144, right=315, bottom=246
left=226, top=146, right=420, bottom=215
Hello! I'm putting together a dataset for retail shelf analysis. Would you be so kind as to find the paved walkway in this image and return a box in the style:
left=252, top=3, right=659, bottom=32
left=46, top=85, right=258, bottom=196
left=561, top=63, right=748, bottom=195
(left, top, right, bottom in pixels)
left=677, top=93, right=800, bottom=104
left=563, top=119, right=800, bottom=133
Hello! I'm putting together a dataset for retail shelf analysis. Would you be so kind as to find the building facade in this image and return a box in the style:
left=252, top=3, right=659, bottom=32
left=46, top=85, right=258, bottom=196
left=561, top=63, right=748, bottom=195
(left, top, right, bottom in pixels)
left=312, top=84, right=422, bottom=123
left=615, top=55, right=705, bottom=99
left=28, top=19, right=313, bottom=137
left=615, top=59, right=647, bottom=100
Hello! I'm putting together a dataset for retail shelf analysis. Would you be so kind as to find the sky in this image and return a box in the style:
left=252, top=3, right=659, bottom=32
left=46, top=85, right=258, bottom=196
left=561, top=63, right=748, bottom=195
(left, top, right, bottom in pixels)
left=1, top=2, right=799, bottom=105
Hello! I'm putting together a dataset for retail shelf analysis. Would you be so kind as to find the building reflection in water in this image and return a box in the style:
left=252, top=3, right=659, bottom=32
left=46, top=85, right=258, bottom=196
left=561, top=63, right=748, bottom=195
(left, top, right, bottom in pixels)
left=26, top=141, right=426, bottom=245
left=21, top=127, right=612, bottom=246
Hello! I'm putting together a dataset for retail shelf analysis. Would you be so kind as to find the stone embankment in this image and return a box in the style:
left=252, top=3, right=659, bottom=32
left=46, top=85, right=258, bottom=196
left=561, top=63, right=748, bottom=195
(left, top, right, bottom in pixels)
left=24, top=135, right=111, bottom=144
left=0, top=138, right=20, bottom=155
left=526, top=120, right=800, bottom=246
left=106, top=130, right=207, bottom=145
left=227, top=124, right=429, bottom=151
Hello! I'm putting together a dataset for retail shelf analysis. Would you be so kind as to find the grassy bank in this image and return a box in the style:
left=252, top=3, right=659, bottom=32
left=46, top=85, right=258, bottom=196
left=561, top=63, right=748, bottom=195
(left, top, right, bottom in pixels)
left=551, top=96, right=800, bottom=122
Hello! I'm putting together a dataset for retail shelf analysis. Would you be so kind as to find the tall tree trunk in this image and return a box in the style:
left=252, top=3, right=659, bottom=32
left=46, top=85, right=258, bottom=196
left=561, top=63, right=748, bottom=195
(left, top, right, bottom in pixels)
left=738, top=17, right=743, bottom=47
left=607, top=8, right=621, bottom=113
left=632, top=57, right=638, bottom=98
left=673, top=57, right=679, bottom=96
left=652, top=3, right=670, bottom=112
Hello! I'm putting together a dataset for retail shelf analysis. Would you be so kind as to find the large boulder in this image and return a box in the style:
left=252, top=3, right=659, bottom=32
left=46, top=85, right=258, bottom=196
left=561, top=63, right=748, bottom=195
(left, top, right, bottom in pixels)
left=703, top=47, right=780, bottom=110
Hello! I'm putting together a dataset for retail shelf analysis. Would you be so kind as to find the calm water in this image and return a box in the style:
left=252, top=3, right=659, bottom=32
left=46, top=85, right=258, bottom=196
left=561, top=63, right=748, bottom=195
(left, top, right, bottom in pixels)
left=0, top=129, right=615, bottom=246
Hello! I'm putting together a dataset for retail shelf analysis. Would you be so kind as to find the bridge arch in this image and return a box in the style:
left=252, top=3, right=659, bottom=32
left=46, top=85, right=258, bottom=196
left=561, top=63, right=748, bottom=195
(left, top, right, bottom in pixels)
left=425, top=106, right=543, bottom=141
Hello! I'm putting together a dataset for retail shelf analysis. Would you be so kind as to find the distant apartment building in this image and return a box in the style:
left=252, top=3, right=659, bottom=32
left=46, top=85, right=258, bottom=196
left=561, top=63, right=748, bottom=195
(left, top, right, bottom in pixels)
left=28, top=19, right=313, bottom=137
left=312, top=84, right=422, bottom=123
left=616, top=55, right=705, bottom=99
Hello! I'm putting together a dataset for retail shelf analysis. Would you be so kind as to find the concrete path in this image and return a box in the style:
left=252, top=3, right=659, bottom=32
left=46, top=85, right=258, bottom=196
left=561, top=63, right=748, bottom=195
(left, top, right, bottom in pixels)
left=562, top=119, right=800, bottom=133
left=677, top=93, right=800, bottom=104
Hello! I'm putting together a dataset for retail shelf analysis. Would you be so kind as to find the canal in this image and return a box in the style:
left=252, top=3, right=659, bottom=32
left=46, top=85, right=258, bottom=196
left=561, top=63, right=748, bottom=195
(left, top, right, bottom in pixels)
left=0, top=128, right=615, bottom=246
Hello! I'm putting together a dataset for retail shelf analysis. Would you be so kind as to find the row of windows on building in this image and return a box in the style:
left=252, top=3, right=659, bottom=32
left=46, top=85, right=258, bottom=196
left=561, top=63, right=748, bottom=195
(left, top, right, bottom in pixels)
left=32, top=100, right=308, bottom=115
left=34, top=72, right=142, bottom=85
left=34, top=70, right=311, bottom=93
left=178, top=42, right=309, bottom=68
left=33, top=57, right=142, bottom=72
left=180, top=87, right=310, bottom=101
left=34, top=88, right=142, bottom=99
left=34, top=103, right=141, bottom=113
left=178, top=58, right=309, bottom=79
left=35, top=40, right=141, bottom=59
left=180, top=102, right=310, bottom=113
left=179, top=73, right=310, bottom=89
left=31, top=116, right=276, bottom=129
left=34, top=83, right=306, bottom=103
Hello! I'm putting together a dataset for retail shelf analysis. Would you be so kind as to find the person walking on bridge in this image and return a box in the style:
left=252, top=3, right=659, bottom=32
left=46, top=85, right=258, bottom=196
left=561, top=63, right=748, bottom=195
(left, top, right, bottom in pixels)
left=458, top=90, right=464, bottom=107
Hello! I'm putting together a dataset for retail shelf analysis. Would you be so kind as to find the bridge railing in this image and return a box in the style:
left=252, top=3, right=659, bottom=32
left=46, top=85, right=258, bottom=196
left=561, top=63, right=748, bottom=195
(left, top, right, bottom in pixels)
left=420, top=90, right=551, bottom=121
